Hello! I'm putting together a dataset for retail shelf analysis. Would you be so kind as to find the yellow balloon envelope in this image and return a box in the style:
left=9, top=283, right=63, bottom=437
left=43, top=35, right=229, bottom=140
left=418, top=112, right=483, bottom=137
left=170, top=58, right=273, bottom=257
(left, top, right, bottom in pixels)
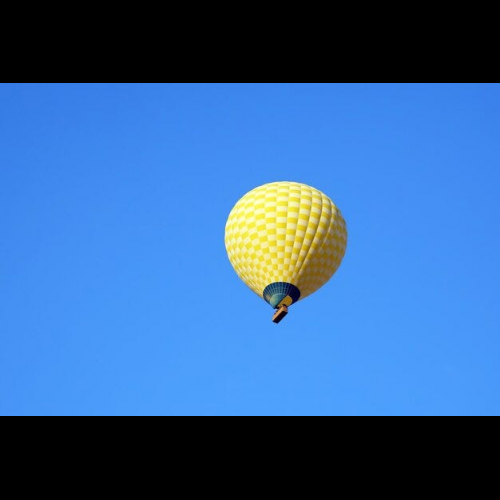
left=225, top=182, right=347, bottom=321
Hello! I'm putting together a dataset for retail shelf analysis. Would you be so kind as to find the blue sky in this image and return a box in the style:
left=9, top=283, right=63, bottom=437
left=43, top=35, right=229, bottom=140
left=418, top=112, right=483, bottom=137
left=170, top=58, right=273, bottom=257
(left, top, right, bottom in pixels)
left=1, top=83, right=499, bottom=416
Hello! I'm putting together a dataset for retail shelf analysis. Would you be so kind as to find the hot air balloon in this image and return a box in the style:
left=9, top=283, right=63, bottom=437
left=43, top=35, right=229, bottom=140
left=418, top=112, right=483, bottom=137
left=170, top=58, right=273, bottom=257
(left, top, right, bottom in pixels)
left=225, top=182, right=347, bottom=323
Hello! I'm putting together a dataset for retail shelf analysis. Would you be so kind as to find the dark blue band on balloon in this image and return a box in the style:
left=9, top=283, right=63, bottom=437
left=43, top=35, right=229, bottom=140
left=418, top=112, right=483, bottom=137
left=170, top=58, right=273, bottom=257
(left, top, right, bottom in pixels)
left=263, top=283, right=301, bottom=309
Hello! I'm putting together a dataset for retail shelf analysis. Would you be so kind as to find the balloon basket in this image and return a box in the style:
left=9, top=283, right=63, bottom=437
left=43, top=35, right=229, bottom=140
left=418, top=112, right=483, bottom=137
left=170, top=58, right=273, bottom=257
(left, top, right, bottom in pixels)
left=272, top=305, right=289, bottom=324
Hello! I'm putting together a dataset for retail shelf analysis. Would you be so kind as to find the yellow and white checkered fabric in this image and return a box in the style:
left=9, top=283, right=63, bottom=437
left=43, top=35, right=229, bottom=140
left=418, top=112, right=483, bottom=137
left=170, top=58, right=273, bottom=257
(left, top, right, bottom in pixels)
left=225, top=182, right=347, bottom=302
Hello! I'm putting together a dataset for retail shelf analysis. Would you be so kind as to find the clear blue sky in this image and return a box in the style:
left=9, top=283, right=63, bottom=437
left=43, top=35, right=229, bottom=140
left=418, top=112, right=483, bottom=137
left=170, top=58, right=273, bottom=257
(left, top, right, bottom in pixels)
left=1, top=83, right=499, bottom=416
